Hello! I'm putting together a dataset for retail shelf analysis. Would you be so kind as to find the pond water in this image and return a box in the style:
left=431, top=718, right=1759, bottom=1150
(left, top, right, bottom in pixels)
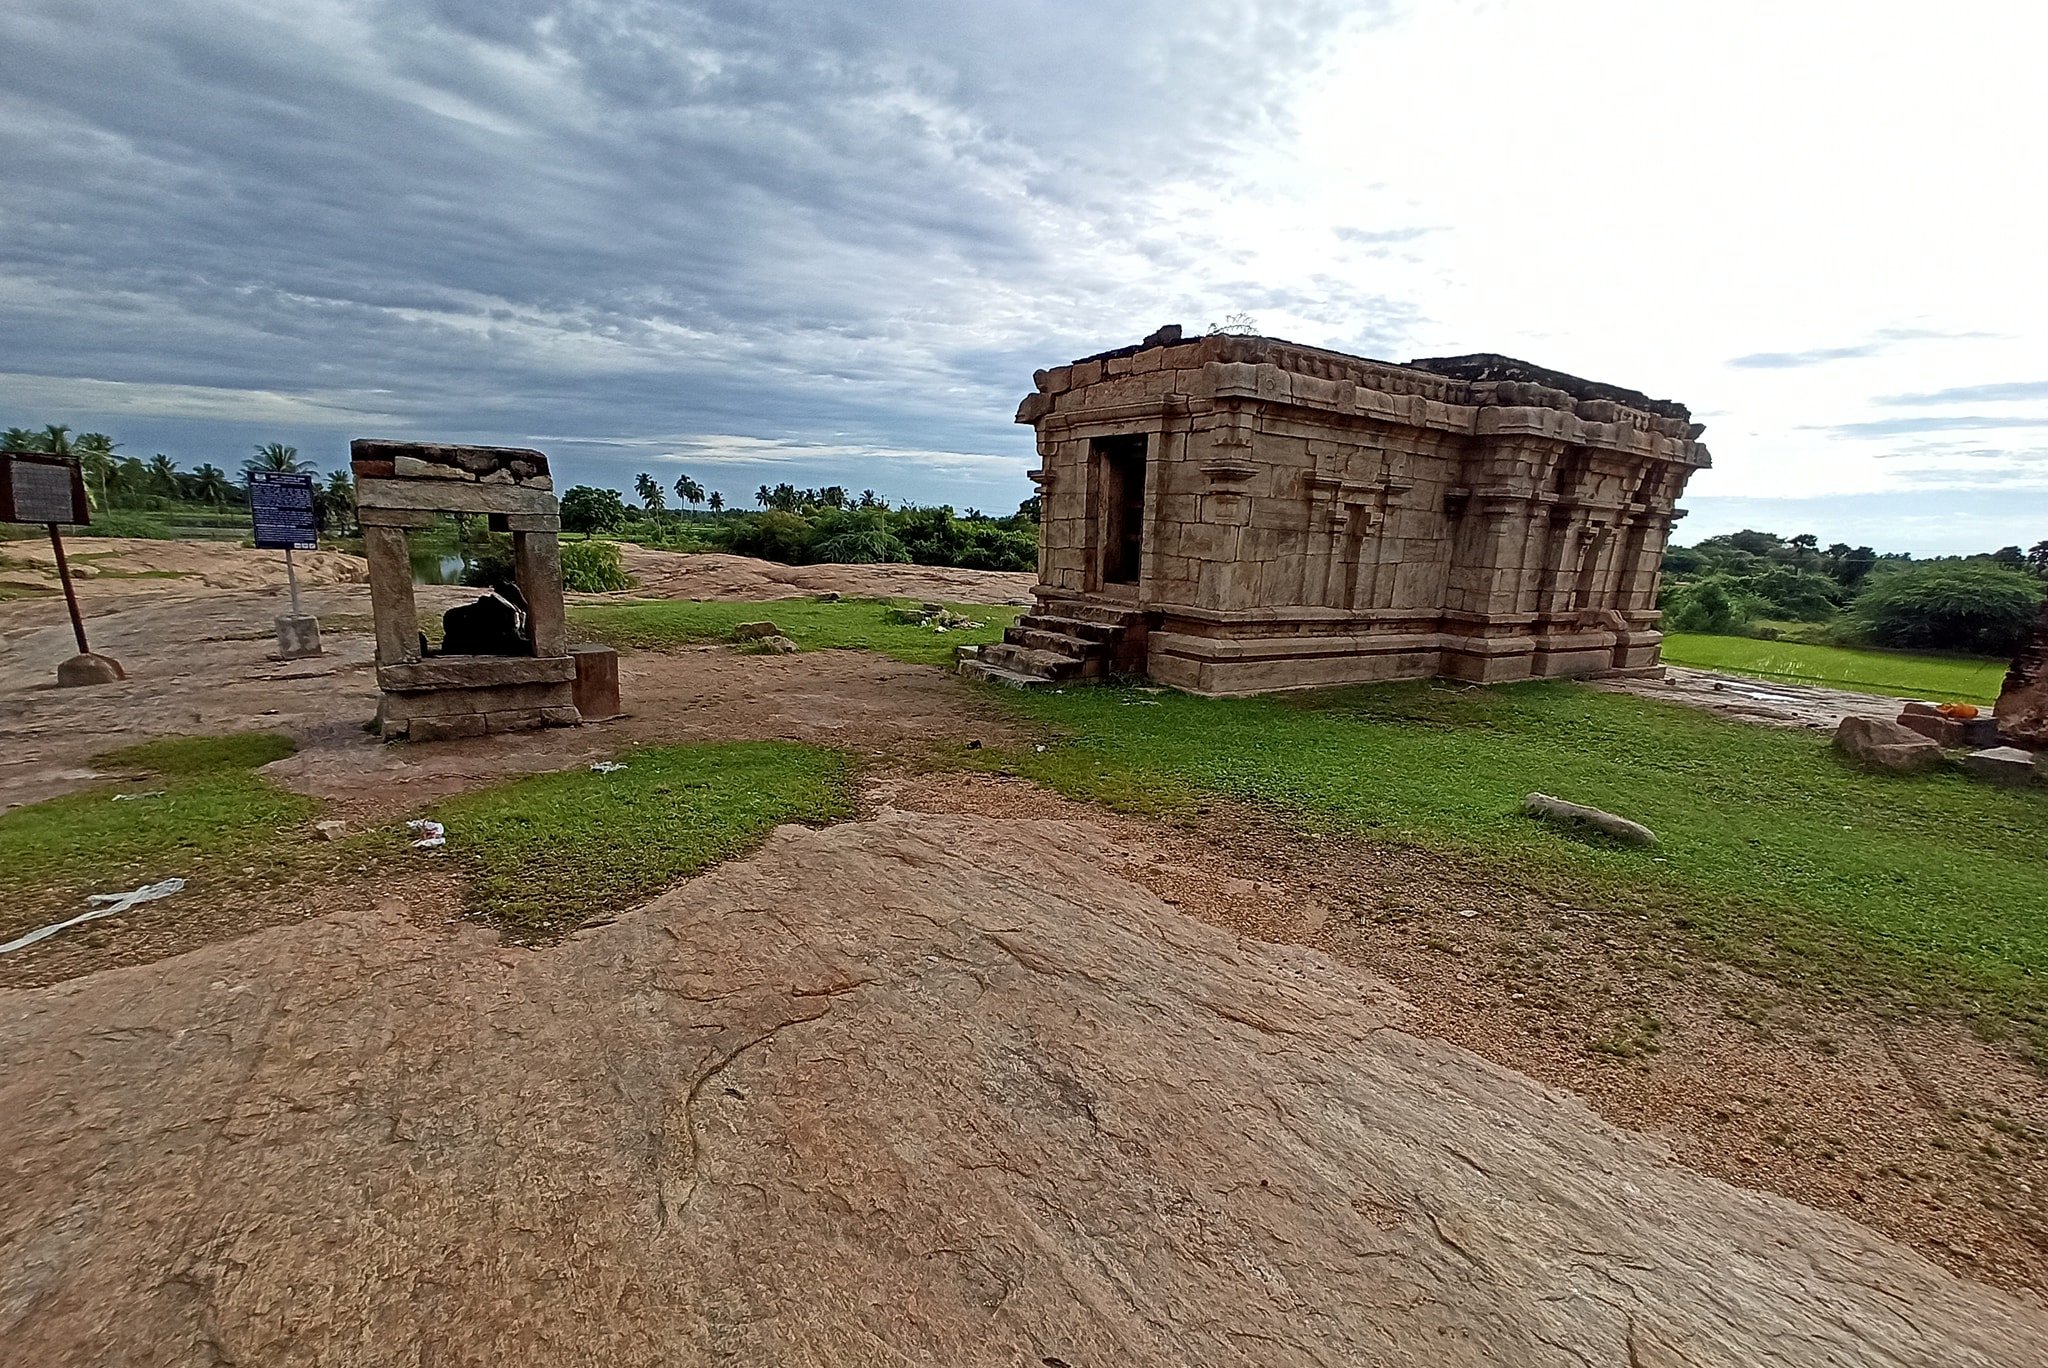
left=410, top=549, right=473, bottom=585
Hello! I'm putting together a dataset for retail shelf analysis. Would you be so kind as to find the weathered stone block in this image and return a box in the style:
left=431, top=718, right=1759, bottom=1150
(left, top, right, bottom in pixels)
left=1834, top=716, right=1943, bottom=774
left=274, top=614, right=322, bottom=660
left=1958, top=746, right=2038, bottom=785
left=570, top=644, right=620, bottom=720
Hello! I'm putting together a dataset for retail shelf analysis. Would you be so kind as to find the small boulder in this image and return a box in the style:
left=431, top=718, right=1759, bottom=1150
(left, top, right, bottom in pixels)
left=1958, top=746, right=2038, bottom=785
left=741, top=634, right=798, bottom=655
left=57, top=652, right=125, bottom=687
left=1523, top=793, right=1657, bottom=847
left=731, top=621, right=781, bottom=641
left=312, top=820, right=348, bottom=842
left=1832, top=715, right=1941, bottom=774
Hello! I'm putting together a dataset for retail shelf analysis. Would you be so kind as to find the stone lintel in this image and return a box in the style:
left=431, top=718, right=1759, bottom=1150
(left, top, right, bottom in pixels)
left=377, top=655, right=578, bottom=692
left=504, top=512, right=561, bottom=532
left=351, top=439, right=551, bottom=485
left=355, top=506, right=441, bottom=529
left=356, top=477, right=558, bottom=517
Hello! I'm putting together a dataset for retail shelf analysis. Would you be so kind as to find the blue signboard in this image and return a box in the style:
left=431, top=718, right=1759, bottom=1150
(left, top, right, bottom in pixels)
left=249, top=471, right=318, bottom=551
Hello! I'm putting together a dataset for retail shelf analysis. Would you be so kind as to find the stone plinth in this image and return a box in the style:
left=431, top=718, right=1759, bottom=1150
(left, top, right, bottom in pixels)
left=998, top=328, right=1709, bottom=695
left=353, top=440, right=585, bottom=741
left=571, top=644, right=623, bottom=721
left=274, top=614, right=322, bottom=660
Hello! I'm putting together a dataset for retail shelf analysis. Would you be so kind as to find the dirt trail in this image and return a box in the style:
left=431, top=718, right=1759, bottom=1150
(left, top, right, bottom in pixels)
left=4, top=809, right=2042, bottom=1366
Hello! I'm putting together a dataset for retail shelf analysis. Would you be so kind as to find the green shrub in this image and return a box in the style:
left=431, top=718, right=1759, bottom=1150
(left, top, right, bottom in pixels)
left=724, top=510, right=815, bottom=563
left=1663, top=575, right=1754, bottom=635
left=1847, top=563, right=2044, bottom=655
left=560, top=539, right=630, bottom=592
left=809, top=509, right=909, bottom=564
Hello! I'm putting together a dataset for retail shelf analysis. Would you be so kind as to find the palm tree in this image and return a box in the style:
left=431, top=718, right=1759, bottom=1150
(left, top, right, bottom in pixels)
left=188, top=463, right=232, bottom=507
left=71, top=431, right=118, bottom=509
left=756, top=484, right=772, bottom=509
left=108, top=456, right=149, bottom=507
left=147, top=454, right=180, bottom=497
left=243, top=442, right=311, bottom=480
left=708, top=491, right=724, bottom=513
left=634, top=473, right=667, bottom=535
left=673, top=473, right=705, bottom=510
left=321, top=469, right=356, bottom=535
left=2, top=426, right=39, bottom=452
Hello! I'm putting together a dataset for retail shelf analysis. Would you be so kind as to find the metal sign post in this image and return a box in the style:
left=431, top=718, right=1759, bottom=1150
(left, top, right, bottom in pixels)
left=249, top=470, right=322, bottom=660
left=0, top=451, right=124, bottom=686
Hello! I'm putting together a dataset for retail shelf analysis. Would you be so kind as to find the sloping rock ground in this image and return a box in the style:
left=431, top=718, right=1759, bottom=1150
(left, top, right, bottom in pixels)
left=3, top=813, right=2043, bottom=1366
left=607, top=547, right=1037, bottom=604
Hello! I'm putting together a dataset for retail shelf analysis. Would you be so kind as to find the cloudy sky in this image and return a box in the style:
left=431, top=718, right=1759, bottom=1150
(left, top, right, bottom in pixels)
left=2, top=0, right=2043, bottom=552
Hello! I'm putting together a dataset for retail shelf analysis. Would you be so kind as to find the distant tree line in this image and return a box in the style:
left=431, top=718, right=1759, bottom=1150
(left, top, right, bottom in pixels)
left=3, top=423, right=356, bottom=535
left=559, top=474, right=1040, bottom=572
left=1660, top=529, right=2047, bottom=657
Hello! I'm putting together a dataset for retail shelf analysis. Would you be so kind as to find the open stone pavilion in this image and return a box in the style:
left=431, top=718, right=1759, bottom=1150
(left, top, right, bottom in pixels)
left=354, top=440, right=582, bottom=741
left=967, top=327, right=1711, bottom=695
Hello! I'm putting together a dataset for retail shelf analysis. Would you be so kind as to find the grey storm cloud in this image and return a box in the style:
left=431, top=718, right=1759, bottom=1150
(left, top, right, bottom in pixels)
left=1725, top=327, right=1994, bottom=371
left=0, top=0, right=1402, bottom=502
left=1875, top=380, right=2048, bottom=406
left=1814, top=416, right=2048, bottom=439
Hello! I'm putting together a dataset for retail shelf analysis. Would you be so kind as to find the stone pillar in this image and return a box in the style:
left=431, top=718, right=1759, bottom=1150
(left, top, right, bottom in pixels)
left=514, top=530, right=567, bottom=657
left=362, top=525, right=421, bottom=666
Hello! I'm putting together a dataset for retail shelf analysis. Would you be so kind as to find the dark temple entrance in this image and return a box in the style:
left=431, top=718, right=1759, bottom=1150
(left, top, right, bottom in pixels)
left=1094, top=434, right=1147, bottom=586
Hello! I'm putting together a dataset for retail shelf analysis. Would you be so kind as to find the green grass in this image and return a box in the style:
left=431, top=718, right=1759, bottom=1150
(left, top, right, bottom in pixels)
left=568, top=596, right=1022, bottom=666
left=1661, top=632, right=2007, bottom=704
left=433, top=741, right=855, bottom=937
left=0, top=732, right=315, bottom=927
left=966, top=679, right=2048, bottom=1044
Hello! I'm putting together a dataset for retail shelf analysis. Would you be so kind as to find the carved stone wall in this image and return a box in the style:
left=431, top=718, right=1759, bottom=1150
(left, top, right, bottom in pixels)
left=1995, top=600, right=2048, bottom=748
left=1015, top=331, right=1709, bottom=695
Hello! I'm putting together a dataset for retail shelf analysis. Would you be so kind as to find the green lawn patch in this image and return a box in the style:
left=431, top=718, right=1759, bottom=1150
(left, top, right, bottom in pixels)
left=0, top=732, right=316, bottom=929
left=1661, top=632, right=2007, bottom=704
left=433, top=741, right=855, bottom=938
left=968, top=679, right=2048, bottom=1045
left=568, top=597, right=1022, bottom=666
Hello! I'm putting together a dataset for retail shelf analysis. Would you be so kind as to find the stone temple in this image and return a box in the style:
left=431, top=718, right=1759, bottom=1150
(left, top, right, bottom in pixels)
left=964, top=326, right=1710, bottom=695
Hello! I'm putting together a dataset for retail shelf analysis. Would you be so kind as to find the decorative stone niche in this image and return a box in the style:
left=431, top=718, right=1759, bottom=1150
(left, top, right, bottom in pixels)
left=352, top=439, right=582, bottom=742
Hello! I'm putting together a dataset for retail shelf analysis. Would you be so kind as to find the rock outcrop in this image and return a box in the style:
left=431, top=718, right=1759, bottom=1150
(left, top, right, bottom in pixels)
left=2, top=813, right=2043, bottom=1365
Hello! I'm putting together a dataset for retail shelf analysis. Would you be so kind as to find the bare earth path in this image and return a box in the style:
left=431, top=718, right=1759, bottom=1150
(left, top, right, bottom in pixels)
left=4, top=810, right=2043, bottom=1366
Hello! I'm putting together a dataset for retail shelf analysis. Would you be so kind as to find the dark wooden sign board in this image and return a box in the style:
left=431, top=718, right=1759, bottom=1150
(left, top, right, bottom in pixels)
left=0, top=451, right=95, bottom=656
left=0, top=450, right=90, bottom=526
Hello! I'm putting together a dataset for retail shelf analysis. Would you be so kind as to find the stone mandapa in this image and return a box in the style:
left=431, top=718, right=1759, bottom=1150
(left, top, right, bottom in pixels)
left=975, top=327, right=1708, bottom=694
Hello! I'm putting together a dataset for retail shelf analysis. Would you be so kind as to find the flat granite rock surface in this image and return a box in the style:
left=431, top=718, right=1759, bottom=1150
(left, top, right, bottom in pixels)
left=3, top=812, right=2044, bottom=1366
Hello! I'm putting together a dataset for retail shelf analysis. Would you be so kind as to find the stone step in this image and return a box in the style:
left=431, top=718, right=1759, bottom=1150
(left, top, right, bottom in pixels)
left=1035, top=601, right=1144, bottom=628
left=1018, top=614, right=1124, bottom=643
left=979, top=643, right=1082, bottom=679
left=957, top=659, right=1054, bottom=689
left=1007, top=627, right=1098, bottom=658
